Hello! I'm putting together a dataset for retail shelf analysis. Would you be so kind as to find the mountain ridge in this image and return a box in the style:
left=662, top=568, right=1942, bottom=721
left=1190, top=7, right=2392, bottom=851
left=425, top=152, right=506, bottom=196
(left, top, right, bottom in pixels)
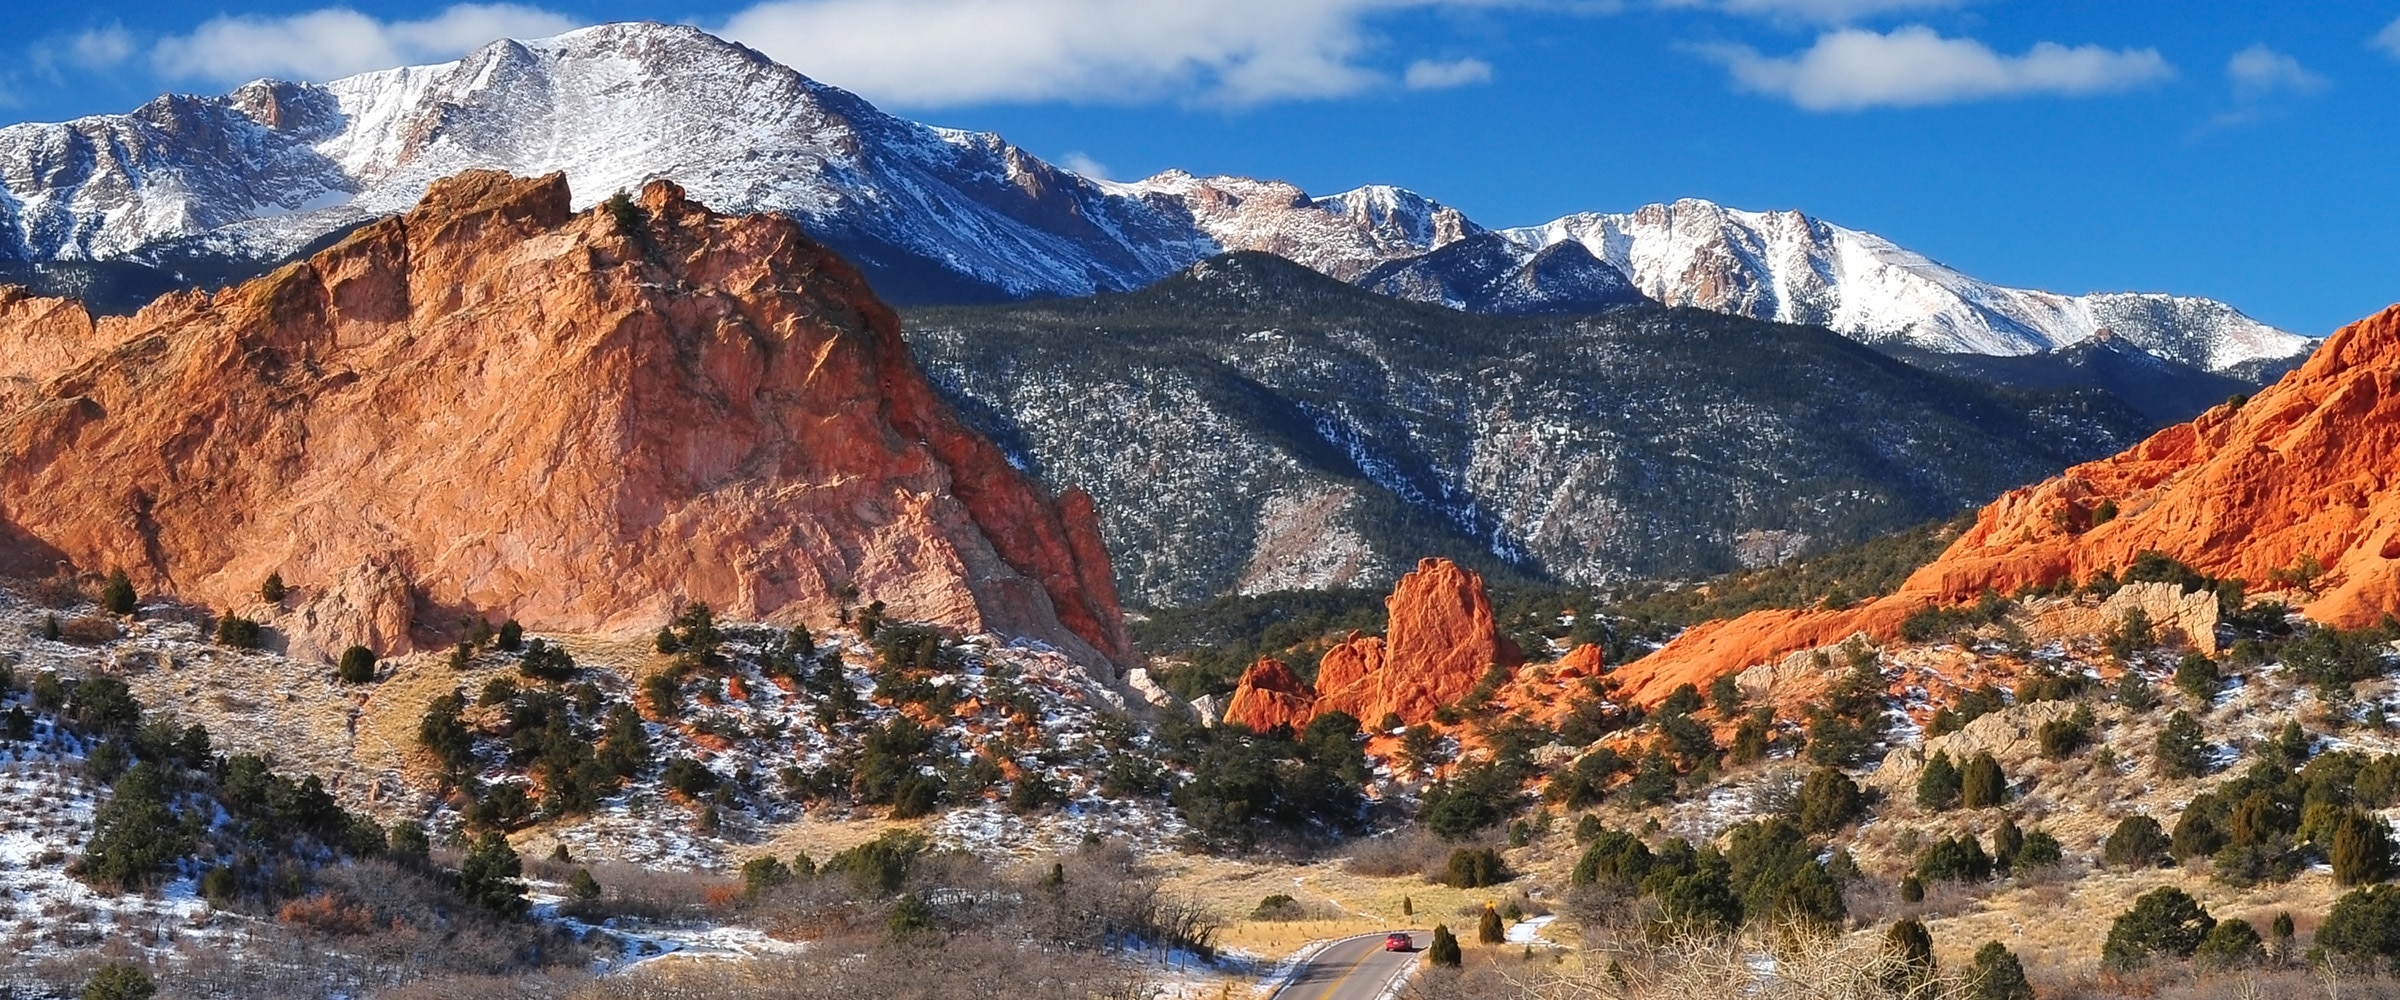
left=0, top=21, right=2308, bottom=375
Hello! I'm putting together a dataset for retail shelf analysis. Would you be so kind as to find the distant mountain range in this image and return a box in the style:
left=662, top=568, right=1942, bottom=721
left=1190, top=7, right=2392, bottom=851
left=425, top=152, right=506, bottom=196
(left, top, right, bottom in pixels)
left=905, top=252, right=2155, bottom=605
left=0, top=21, right=2312, bottom=376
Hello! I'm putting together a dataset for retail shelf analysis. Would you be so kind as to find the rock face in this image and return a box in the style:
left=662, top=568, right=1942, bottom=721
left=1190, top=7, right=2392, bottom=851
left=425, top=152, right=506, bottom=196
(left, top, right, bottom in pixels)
left=1221, top=558, right=1517, bottom=732
left=0, top=170, right=1132, bottom=667
left=1618, top=303, right=2400, bottom=705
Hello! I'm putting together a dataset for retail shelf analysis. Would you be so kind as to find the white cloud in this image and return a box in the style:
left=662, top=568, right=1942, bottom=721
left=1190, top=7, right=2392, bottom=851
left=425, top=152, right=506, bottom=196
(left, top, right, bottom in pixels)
left=1058, top=151, right=1112, bottom=180
left=69, top=25, right=135, bottom=69
left=1404, top=57, right=1493, bottom=89
left=718, top=0, right=1507, bottom=107
left=2226, top=44, right=2325, bottom=97
left=1705, top=25, right=2172, bottom=111
left=1663, top=0, right=1966, bottom=24
left=2374, top=17, right=2400, bottom=57
left=150, top=4, right=580, bottom=84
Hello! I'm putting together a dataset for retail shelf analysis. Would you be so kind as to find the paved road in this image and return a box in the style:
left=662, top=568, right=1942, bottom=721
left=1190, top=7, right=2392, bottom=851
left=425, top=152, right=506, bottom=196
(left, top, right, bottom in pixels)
left=1268, top=931, right=1426, bottom=1000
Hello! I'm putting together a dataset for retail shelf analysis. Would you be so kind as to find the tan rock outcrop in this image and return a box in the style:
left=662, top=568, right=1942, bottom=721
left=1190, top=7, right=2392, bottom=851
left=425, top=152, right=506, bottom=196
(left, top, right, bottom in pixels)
left=0, top=171, right=1132, bottom=667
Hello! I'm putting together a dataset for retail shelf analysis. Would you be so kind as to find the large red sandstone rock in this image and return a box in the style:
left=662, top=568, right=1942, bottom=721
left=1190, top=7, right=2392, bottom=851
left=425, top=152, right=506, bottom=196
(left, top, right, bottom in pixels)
left=1617, top=303, right=2400, bottom=706
left=0, top=171, right=1132, bottom=667
left=1220, top=658, right=1316, bottom=733
left=1222, top=557, right=1517, bottom=731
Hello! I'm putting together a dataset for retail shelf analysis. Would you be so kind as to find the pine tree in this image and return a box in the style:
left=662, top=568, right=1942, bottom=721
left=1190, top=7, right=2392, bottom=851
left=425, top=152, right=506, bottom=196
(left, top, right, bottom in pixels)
left=569, top=867, right=602, bottom=901
left=2330, top=809, right=2396, bottom=886
left=100, top=569, right=136, bottom=616
left=1916, top=751, right=1961, bottom=811
left=1990, top=815, right=2024, bottom=872
left=1795, top=767, right=1865, bottom=833
left=1477, top=904, right=1504, bottom=945
left=1959, top=751, right=2007, bottom=808
left=1899, top=874, right=1925, bottom=903
left=259, top=573, right=286, bottom=604
left=2154, top=710, right=2209, bottom=779
left=458, top=832, right=527, bottom=918
left=1965, top=941, right=2035, bottom=1000
left=1428, top=925, right=1462, bottom=967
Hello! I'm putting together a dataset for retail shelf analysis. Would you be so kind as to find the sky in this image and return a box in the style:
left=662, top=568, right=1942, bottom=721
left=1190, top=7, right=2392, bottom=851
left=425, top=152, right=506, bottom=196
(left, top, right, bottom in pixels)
left=1, top=1, right=2395, bottom=335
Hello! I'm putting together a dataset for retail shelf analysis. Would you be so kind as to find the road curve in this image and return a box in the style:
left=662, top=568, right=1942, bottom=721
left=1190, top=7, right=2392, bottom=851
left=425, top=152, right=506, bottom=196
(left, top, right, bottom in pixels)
left=1268, top=930, right=1426, bottom=1000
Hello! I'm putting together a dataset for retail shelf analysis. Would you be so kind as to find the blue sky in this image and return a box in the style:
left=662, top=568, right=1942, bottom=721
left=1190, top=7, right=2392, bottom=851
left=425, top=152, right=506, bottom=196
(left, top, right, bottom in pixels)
left=2, top=1, right=2396, bottom=335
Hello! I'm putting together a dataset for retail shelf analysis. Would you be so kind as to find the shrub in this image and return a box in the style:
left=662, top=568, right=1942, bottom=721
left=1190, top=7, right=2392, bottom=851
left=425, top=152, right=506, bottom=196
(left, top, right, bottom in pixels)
left=2104, top=607, right=2153, bottom=659
left=2102, top=886, right=2214, bottom=968
left=1571, top=829, right=1654, bottom=890
left=81, top=963, right=155, bottom=1000
left=2154, top=710, right=2209, bottom=779
left=742, top=856, right=795, bottom=897
left=215, top=614, right=264, bottom=649
left=1959, top=751, right=2007, bottom=809
left=1794, top=767, right=1865, bottom=833
left=2329, top=809, right=2396, bottom=886
left=2105, top=815, right=2169, bottom=868
left=2193, top=917, right=2263, bottom=970
left=1443, top=847, right=1511, bottom=889
left=260, top=573, right=286, bottom=604
left=2173, top=652, right=2219, bottom=703
left=496, top=619, right=524, bottom=652
left=1477, top=904, right=1504, bottom=945
left=661, top=757, right=719, bottom=798
left=100, top=569, right=136, bottom=616
left=2038, top=704, right=2095, bottom=760
left=642, top=672, right=681, bottom=717
left=2116, top=669, right=2157, bottom=712
left=1428, top=924, right=1462, bottom=967
left=1916, top=752, right=1961, bottom=811
left=1965, top=941, right=2034, bottom=1000
left=336, top=645, right=377, bottom=685
left=1899, top=874, right=1924, bottom=902
left=1915, top=835, right=1992, bottom=884
left=2316, top=884, right=2400, bottom=966
left=570, top=867, right=602, bottom=901
left=1884, top=918, right=1935, bottom=989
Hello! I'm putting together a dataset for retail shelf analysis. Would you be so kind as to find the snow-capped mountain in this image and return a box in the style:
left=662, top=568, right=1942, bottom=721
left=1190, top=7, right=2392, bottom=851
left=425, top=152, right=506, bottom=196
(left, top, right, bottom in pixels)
left=1501, top=201, right=2310, bottom=372
left=0, top=20, right=2308, bottom=373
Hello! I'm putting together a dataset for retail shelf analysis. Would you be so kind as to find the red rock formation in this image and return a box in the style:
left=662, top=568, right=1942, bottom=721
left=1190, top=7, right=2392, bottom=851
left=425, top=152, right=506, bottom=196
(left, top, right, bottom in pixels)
left=1618, top=303, right=2400, bottom=706
left=1550, top=644, right=1605, bottom=681
left=1221, top=658, right=1315, bottom=733
left=1222, top=557, right=1518, bottom=731
left=0, top=171, right=1132, bottom=667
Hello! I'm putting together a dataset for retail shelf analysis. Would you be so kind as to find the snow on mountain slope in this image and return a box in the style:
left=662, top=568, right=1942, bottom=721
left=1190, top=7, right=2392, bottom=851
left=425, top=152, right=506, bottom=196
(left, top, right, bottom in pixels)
left=1503, top=200, right=2310, bottom=372
left=1108, top=172, right=1479, bottom=281
left=0, top=20, right=2305, bottom=371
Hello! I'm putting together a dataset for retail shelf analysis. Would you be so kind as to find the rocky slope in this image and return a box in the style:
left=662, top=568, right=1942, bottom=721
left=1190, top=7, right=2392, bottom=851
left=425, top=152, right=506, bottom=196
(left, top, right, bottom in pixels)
left=0, top=170, right=1130, bottom=667
left=0, top=22, right=2304, bottom=376
left=906, top=252, right=2155, bottom=606
left=1613, top=302, right=2400, bottom=705
left=1223, top=557, right=1519, bottom=731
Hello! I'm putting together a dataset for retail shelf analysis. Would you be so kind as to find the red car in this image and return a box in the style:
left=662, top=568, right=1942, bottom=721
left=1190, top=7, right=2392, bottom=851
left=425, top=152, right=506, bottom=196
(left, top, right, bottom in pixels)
left=1383, top=933, right=1414, bottom=952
